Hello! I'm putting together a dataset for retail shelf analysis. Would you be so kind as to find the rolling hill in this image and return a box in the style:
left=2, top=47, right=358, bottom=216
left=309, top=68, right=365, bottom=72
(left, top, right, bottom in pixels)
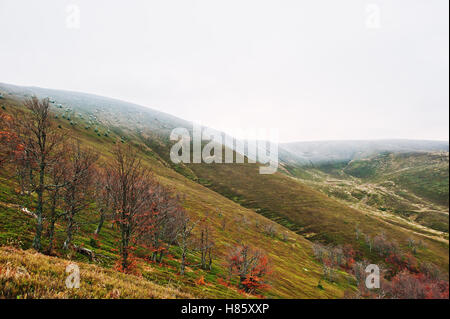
left=0, top=82, right=448, bottom=299
left=284, top=151, right=449, bottom=236
left=0, top=83, right=354, bottom=298
left=344, top=152, right=449, bottom=207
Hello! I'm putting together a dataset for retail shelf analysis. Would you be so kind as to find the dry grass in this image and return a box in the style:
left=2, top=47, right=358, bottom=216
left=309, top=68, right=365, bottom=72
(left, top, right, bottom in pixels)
left=0, top=246, right=192, bottom=299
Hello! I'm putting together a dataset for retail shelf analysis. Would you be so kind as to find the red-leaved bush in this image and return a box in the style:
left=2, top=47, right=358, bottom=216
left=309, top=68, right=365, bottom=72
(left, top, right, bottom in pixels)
left=226, top=245, right=271, bottom=294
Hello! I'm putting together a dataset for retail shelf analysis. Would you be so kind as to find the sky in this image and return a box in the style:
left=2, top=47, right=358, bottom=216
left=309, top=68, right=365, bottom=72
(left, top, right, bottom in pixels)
left=0, top=0, right=448, bottom=142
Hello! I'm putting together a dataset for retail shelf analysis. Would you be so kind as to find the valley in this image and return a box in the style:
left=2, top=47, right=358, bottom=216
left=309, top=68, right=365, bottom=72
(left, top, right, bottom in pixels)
left=0, top=83, right=448, bottom=299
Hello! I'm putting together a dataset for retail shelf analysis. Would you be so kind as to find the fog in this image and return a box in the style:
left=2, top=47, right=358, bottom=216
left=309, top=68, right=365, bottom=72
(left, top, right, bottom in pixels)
left=0, top=0, right=448, bottom=142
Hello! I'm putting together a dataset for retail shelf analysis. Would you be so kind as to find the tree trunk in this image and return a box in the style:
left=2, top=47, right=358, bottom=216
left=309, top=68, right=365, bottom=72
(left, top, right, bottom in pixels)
left=208, top=248, right=213, bottom=270
left=47, top=219, right=55, bottom=253
left=33, top=161, right=45, bottom=251
left=63, top=212, right=74, bottom=250
left=151, top=236, right=159, bottom=262
left=180, top=247, right=186, bottom=275
left=239, top=275, right=246, bottom=290
left=95, top=210, right=105, bottom=235
left=121, top=221, right=130, bottom=271
left=63, top=188, right=76, bottom=250
left=46, top=196, right=57, bottom=254
left=200, top=230, right=206, bottom=269
left=160, top=242, right=171, bottom=263
left=122, top=241, right=129, bottom=270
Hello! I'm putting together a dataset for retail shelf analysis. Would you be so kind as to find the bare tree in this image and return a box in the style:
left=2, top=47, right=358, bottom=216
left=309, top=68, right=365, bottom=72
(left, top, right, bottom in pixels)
left=46, top=145, right=70, bottom=254
left=92, top=169, right=112, bottom=236
left=220, top=217, right=227, bottom=231
left=176, top=213, right=197, bottom=276
left=104, top=144, right=155, bottom=271
left=226, top=244, right=271, bottom=293
left=365, top=234, right=373, bottom=252
left=263, top=223, right=277, bottom=238
left=197, top=215, right=215, bottom=270
left=355, top=226, right=361, bottom=240
left=373, top=233, right=398, bottom=257
left=11, top=97, right=65, bottom=251
left=62, top=141, right=98, bottom=249
left=141, top=185, right=185, bottom=263
left=407, top=238, right=417, bottom=254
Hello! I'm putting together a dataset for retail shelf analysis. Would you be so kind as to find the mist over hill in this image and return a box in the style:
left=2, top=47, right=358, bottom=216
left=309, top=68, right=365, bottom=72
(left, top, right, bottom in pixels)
left=280, top=140, right=449, bottom=166
left=0, top=82, right=189, bottom=137
left=2, top=83, right=447, bottom=169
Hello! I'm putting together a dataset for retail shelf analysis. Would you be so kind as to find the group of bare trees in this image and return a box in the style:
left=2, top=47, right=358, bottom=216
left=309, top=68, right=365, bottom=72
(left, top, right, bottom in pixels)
left=0, top=97, right=216, bottom=275
left=0, top=98, right=99, bottom=252
left=101, top=145, right=206, bottom=272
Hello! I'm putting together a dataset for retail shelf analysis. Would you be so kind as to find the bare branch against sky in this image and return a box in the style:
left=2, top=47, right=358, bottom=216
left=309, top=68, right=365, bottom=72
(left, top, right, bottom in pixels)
left=0, top=0, right=448, bottom=142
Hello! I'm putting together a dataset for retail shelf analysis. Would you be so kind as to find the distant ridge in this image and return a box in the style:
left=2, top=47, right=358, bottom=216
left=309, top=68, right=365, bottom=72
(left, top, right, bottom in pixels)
left=1, top=82, right=448, bottom=166
left=279, top=139, right=449, bottom=165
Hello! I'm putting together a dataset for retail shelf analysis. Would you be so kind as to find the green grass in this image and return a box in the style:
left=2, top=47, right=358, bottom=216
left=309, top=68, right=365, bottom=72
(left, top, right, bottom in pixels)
left=286, top=151, right=449, bottom=235
left=1, top=87, right=447, bottom=298
left=183, top=160, right=448, bottom=274
left=0, top=97, right=353, bottom=298
left=345, top=152, right=449, bottom=206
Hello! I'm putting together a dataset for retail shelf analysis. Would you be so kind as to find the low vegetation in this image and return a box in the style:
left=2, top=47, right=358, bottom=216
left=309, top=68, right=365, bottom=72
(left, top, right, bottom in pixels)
left=0, top=246, right=192, bottom=299
left=0, top=88, right=448, bottom=299
left=0, top=95, right=352, bottom=299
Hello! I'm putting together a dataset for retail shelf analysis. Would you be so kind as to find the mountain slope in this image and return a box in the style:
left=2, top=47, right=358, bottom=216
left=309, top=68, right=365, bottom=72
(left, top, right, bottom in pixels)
left=0, top=83, right=353, bottom=298
left=344, top=152, right=449, bottom=207
left=184, top=160, right=449, bottom=271
left=288, top=151, right=449, bottom=235
left=0, top=246, right=192, bottom=299
left=1, top=83, right=448, bottom=298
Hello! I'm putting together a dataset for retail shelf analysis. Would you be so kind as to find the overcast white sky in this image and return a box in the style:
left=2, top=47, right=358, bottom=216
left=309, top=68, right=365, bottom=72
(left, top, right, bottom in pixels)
left=0, top=0, right=448, bottom=142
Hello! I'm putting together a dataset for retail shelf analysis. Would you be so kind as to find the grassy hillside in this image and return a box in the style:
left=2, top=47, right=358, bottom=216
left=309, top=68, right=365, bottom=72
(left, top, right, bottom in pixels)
left=185, top=160, right=449, bottom=273
left=0, top=246, right=192, bottom=299
left=1, top=84, right=448, bottom=299
left=283, top=152, right=449, bottom=235
left=0, top=92, right=353, bottom=299
left=344, top=152, right=449, bottom=207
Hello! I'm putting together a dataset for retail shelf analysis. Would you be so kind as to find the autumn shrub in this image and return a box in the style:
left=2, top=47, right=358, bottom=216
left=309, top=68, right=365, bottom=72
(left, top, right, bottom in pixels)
left=226, top=244, right=271, bottom=294
left=373, top=233, right=399, bottom=257
left=382, top=271, right=449, bottom=299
